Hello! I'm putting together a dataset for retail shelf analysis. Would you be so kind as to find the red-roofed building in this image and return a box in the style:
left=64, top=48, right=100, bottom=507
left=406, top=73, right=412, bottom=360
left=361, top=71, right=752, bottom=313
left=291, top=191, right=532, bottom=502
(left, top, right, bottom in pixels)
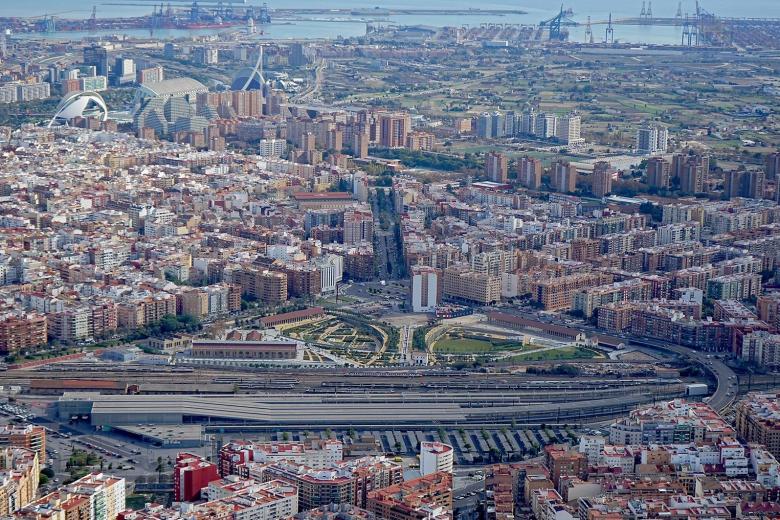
left=366, top=471, right=452, bottom=520
left=256, top=455, right=401, bottom=511
left=292, top=192, right=354, bottom=210
left=173, top=453, right=220, bottom=502
left=260, top=307, right=325, bottom=328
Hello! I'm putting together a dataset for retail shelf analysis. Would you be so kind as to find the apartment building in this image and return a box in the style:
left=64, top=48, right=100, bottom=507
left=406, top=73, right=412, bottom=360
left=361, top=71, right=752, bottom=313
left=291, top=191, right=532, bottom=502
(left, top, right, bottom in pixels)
left=442, top=265, right=501, bottom=305
left=219, top=439, right=343, bottom=476
left=0, top=314, right=47, bottom=353
left=735, top=393, right=780, bottom=459
left=173, top=453, right=220, bottom=502
left=0, top=425, right=46, bottom=461
left=0, top=447, right=40, bottom=515
left=532, top=273, right=613, bottom=311
left=256, top=456, right=402, bottom=511
left=366, top=471, right=452, bottom=520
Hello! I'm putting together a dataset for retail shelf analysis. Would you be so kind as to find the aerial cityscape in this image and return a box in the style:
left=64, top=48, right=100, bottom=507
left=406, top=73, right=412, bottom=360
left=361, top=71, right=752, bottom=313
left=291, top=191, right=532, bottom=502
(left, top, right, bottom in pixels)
left=0, top=0, right=778, bottom=519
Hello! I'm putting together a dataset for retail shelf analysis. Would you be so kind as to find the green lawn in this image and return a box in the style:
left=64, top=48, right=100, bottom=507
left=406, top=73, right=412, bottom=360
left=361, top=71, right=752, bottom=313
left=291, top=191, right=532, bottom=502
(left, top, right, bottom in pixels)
left=434, top=337, right=495, bottom=353
left=433, top=334, right=526, bottom=354
left=506, top=346, right=600, bottom=362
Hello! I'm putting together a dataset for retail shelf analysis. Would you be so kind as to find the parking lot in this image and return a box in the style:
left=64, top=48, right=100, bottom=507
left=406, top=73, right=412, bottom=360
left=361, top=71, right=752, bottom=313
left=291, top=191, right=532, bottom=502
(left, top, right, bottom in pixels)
left=223, top=426, right=575, bottom=466
left=25, top=418, right=210, bottom=487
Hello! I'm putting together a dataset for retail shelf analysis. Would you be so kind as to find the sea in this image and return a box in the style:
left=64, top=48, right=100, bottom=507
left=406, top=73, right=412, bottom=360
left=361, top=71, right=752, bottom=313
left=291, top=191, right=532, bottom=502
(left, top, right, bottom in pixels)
left=5, top=0, right=777, bottom=44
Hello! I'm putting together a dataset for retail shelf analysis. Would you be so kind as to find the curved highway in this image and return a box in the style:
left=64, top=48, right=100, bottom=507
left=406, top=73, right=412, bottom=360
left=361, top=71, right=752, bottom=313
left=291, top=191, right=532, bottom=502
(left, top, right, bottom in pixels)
left=626, top=337, right=738, bottom=411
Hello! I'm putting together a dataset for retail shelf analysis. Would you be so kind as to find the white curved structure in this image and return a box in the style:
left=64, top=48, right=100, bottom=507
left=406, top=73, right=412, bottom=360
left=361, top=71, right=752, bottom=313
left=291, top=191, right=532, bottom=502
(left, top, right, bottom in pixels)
left=232, top=45, right=265, bottom=91
left=48, top=91, right=109, bottom=128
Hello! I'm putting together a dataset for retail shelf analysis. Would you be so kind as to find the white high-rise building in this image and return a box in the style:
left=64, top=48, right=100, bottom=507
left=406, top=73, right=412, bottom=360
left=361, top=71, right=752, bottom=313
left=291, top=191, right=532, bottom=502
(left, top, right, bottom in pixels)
left=257, top=138, right=287, bottom=158
left=420, top=441, right=454, bottom=476
left=316, top=254, right=343, bottom=293
left=534, top=113, right=557, bottom=138
left=67, top=473, right=126, bottom=520
left=636, top=124, right=669, bottom=154
left=410, top=265, right=439, bottom=313
left=556, top=113, right=585, bottom=146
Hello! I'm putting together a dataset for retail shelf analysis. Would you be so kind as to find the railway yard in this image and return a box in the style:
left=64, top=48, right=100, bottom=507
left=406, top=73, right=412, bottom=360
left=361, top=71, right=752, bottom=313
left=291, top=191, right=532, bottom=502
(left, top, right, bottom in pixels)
left=2, top=360, right=693, bottom=395
left=0, top=311, right=736, bottom=493
left=0, top=349, right=712, bottom=492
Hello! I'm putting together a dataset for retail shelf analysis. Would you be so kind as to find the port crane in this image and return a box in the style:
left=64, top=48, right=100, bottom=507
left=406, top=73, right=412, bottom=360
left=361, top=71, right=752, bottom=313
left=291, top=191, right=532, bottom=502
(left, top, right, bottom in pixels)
left=28, top=11, right=84, bottom=33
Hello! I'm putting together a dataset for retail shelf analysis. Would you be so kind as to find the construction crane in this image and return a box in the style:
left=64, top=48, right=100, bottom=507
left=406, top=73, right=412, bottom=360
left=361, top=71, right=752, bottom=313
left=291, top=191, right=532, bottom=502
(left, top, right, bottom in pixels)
left=28, top=11, right=83, bottom=33
left=89, top=6, right=97, bottom=31
left=540, top=5, right=576, bottom=41
left=258, top=3, right=271, bottom=24
left=584, top=16, right=593, bottom=44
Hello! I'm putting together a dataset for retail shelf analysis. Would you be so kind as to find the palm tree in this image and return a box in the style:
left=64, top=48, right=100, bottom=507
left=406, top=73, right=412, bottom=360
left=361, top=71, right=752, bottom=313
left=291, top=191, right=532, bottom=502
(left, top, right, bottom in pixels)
left=155, top=456, right=164, bottom=483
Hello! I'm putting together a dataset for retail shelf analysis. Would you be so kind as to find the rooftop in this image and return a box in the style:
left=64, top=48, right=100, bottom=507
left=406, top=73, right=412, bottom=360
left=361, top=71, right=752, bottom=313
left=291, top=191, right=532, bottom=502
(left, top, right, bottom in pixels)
left=140, top=78, right=208, bottom=97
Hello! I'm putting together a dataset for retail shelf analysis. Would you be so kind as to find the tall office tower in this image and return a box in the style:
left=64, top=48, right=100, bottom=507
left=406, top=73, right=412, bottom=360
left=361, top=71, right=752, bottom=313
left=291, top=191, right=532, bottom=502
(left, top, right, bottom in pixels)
left=647, top=157, right=671, bottom=189
left=484, top=152, right=508, bottom=183
left=517, top=156, right=543, bottom=189
left=289, top=43, right=309, bottom=66
left=410, top=266, right=440, bottom=313
left=113, top=57, right=135, bottom=85
left=83, top=45, right=109, bottom=77
left=379, top=112, right=410, bottom=148
left=592, top=161, right=613, bottom=197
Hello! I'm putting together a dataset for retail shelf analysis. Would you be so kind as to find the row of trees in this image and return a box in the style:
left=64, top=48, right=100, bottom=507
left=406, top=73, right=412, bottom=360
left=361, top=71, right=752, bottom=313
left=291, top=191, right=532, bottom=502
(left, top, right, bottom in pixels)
left=369, top=148, right=483, bottom=172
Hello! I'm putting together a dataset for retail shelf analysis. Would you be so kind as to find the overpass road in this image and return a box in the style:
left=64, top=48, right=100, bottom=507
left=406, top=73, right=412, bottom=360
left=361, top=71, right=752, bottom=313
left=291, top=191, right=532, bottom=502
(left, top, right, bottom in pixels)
left=627, top=338, right=738, bottom=411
